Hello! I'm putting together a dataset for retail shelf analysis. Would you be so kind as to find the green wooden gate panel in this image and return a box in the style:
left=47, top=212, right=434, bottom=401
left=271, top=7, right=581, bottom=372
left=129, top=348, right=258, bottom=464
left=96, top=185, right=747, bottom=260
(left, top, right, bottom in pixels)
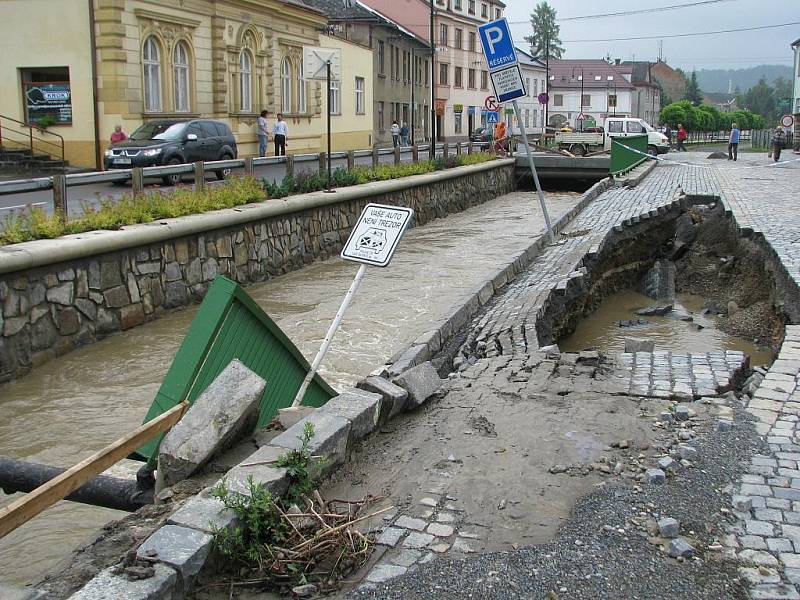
left=609, top=134, right=649, bottom=176
left=134, top=275, right=336, bottom=461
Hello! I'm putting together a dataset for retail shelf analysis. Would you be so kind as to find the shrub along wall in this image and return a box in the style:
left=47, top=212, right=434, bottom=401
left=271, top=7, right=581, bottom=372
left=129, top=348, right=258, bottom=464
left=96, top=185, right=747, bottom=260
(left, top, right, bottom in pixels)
left=0, top=159, right=514, bottom=381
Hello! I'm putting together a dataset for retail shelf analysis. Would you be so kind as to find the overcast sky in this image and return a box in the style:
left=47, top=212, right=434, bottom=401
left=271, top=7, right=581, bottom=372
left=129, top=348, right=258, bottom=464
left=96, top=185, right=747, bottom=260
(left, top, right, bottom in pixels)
left=505, top=0, right=798, bottom=71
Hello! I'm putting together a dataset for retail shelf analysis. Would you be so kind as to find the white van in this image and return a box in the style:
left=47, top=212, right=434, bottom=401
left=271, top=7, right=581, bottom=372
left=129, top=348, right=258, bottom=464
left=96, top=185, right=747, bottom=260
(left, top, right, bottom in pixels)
left=555, top=118, right=670, bottom=156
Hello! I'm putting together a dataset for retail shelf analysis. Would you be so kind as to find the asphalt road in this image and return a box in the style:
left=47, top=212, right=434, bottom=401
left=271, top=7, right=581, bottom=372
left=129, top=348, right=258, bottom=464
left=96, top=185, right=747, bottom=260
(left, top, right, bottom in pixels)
left=0, top=146, right=439, bottom=219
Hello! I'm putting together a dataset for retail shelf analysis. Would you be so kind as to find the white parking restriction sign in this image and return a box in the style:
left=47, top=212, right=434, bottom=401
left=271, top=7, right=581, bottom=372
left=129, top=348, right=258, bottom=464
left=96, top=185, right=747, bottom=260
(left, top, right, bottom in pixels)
left=341, top=203, right=413, bottom=267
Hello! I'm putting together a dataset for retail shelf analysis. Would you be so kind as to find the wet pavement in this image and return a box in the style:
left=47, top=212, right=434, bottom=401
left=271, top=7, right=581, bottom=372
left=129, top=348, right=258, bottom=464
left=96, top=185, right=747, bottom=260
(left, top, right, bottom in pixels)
left=0, top=189, right=582, bottom=585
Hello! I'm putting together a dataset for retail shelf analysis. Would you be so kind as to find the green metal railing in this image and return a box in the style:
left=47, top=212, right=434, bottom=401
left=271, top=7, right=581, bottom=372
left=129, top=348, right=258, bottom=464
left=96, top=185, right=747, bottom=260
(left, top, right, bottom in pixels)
left=609, top=135, right=649, bottom=176
left=135, top=275, right=337, bottom=461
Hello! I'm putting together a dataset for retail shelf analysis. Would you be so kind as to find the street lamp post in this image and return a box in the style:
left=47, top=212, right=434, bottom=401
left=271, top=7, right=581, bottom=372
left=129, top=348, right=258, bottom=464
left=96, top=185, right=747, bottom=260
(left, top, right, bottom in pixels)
left=571, top=66, right=584, bottom=131
left=430, top=0, right=436, bottom=145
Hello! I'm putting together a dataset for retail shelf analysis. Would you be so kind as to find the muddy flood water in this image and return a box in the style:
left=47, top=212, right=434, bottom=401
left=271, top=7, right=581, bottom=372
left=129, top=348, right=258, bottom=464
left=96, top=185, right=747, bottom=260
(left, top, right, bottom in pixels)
left=560, top=289, right=774, bottom=366
left=0, top=190, right=582, bottom=586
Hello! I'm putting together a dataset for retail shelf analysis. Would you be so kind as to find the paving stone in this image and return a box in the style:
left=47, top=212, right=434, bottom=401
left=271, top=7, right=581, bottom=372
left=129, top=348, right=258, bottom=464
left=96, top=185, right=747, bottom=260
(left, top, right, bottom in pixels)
left=739, top=549, right=780, bottom=566
left=746, top=520, right=776, bottom=537
left=366, top=563, right=407, bottom=583
left=452, top=538, right=475, bottom=553
left=390, top=549, right=422, bottom=567
left=136, top=525, right=213, bottom=588
left=68, top=563, right=177, bottom=599
left=402, top=532, right=435, bottom=549
left=741, top=536, right=767, bottom=550
left=427, top=523, right=454, bottom=537
left=391, top=361, right=444, bottom=408
left=768, top=538, right=795, bottom=553
left=377, top=527, right=405, bottom=547
left=436, top=512, right=455, bottom=523
left=167, top=491, right=235, bottom=534
left=395, top=516, right=427, bottom=531
left=430, top=542, right=451, bottom=553
left=750, top=584, right=800, bottom=599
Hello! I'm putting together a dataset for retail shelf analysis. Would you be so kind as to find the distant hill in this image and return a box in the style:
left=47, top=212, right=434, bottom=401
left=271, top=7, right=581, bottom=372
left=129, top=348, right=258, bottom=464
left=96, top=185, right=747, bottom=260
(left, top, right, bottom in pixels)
left=695, top=65, right=793, bottom=93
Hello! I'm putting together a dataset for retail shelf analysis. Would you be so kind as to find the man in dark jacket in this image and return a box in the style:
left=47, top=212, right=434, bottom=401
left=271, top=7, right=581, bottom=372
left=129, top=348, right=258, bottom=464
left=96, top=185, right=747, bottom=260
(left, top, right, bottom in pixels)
left=771, top=126, right=787, bottom=162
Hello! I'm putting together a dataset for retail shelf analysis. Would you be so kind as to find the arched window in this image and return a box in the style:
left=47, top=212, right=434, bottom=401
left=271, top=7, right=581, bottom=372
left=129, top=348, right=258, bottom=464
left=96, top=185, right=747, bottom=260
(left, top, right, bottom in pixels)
left=143, top=36, right=162, bottom=112
left=173, top=41, right=191, bottom=112
left=239, top=50, right=252, bottom=112
left=297, top=58, right=306, bottom=113
left=281, top=57, right=293, bottom=113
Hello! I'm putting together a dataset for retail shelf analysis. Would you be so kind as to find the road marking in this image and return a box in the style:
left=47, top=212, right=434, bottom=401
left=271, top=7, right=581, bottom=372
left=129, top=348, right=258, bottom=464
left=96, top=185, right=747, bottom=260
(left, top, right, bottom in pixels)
left=0, top=202, right=48, bottom=211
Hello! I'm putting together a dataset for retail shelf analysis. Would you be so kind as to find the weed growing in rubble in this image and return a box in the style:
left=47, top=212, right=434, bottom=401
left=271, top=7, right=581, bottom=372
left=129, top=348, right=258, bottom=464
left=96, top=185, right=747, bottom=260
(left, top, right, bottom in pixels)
left=276, top=421, right=323, bottom=505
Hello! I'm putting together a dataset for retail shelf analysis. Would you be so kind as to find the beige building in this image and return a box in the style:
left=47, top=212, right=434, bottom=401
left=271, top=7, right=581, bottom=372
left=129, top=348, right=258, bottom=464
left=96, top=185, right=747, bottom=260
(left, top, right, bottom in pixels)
left=0, top=0, right=372, bottom=169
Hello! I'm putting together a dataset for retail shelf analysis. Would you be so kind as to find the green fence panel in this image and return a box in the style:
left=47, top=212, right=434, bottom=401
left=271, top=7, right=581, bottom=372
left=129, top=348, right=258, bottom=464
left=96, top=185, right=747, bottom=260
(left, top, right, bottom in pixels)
left=609, top=134, right=649, bottom=176
left=134, top=275, right=336, bottom=461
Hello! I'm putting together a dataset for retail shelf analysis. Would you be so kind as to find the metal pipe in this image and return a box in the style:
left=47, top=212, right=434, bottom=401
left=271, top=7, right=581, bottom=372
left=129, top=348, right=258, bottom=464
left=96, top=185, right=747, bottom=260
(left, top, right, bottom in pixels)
left=0, top=457, right=153, bottom=512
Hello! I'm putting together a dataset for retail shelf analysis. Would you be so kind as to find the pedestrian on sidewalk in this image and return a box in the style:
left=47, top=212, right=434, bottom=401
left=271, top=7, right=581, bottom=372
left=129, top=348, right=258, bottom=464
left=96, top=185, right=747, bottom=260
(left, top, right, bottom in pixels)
left=400, top=122, right=409, bottom=146
left=109, top=125, right=127, bottom=143
left=493, top=120, right=507, bottom=156
left=257, top=110, right=269, bottom=157
left=728, top=122, right=740, bottom=161
left=676, top=124, right=688, bottom=152
left=273, top=114, right=288, bottom=156
left=664, top=124, right=672, bottom=149
left=391, top=121, right=400, bottom=147
left=770, top=125, right=786, bottom=162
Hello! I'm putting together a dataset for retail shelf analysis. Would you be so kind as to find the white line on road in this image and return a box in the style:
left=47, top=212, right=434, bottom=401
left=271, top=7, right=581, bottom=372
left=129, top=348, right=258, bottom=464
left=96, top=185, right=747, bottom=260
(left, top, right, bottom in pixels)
left=0, top=202, right=48, bottom=211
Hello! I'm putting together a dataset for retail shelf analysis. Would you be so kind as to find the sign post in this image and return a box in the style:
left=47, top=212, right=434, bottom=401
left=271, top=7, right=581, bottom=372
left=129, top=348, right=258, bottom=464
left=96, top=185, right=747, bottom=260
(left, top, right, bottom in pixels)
left=304, top=47, right=342, bottom=192
left=292, top=203, right=413, bottom=406
left=478, top=18, right=553, bottom=242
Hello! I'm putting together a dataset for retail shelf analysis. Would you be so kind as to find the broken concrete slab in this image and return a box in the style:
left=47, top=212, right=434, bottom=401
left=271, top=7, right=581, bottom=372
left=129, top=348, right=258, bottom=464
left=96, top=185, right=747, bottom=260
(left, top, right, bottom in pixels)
left=269, top=411, right=351, bottom=480
left=167, top=489, right=236, bottom=534
left=159, top=360, right=266, bottom=487
left=357, top=376, right=409, bottom=422
left=223, top=445, right=289, bottom=497
left=392, top=361, right=444, bottom=409
left=68, top=563, right=177, bottom=600
left=635, top=304, right=673, bottom=316
left=136, top=525, right=212, bottom=591
left=316, top=388, right=382, bottom=445
left=624, top=337, right=654, bottom=353
left=278, top=406, right=316, bottom=430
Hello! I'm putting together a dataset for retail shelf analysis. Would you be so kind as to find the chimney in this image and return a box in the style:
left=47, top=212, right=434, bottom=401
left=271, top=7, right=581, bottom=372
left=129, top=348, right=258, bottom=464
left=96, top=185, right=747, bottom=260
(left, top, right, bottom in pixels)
left=615, top=58, right=621, bottom=65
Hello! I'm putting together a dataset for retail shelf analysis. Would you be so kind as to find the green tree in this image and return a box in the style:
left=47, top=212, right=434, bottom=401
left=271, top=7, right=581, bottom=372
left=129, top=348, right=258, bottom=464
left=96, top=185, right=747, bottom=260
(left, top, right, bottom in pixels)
left=660, top=101, right=691, bottom=129
left=525, top=2, right=564, bottom=59
left=740, top=78, right=778, bottom=123
left=683, top=71, right=703, bottom=105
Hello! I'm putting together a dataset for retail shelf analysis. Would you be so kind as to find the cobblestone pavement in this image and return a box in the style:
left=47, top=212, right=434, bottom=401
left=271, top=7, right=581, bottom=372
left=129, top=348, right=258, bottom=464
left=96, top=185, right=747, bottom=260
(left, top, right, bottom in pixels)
left=343, top=152, right=800, bottom=598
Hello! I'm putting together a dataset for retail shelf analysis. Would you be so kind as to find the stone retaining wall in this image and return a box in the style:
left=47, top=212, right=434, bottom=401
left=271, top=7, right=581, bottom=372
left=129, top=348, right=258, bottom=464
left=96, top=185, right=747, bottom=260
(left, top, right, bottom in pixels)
left=0, top=161, right=514, bottom=382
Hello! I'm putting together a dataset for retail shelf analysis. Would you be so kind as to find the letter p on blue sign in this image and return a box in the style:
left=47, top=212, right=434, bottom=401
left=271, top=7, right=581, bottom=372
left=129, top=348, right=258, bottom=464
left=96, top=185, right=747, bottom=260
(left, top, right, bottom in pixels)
left=478, top=18, right=517, bottom=72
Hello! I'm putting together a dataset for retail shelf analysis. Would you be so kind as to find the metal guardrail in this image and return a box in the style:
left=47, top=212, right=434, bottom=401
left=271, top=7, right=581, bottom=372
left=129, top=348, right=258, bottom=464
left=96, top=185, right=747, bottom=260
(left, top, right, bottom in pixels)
left=0, top=142, right=492, bottom=220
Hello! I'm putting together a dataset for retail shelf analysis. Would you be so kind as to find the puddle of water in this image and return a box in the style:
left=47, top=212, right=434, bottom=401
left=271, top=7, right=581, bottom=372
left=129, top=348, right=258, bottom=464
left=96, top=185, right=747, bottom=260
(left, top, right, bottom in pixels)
left=0, top=190, right=581, bottom=585
left=559, top=289, right=773, bottom=366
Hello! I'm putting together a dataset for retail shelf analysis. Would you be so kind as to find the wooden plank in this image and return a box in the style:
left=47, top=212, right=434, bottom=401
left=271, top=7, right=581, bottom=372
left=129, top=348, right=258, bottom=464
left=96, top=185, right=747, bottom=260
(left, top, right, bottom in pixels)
left=0, top=401, right=188, bottom=539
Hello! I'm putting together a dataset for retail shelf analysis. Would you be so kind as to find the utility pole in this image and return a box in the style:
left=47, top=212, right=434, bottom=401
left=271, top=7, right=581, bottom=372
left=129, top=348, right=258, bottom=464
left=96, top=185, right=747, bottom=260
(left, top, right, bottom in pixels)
left=430, top=0, right=436, bottom=145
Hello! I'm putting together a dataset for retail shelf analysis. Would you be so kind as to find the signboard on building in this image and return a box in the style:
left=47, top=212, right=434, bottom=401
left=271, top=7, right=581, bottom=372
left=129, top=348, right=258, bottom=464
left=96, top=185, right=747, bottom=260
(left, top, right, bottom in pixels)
left=24, top=83, right=72, bottom=124
left=341, top=204, right=414, bottom=267
left=453, top=104, right=464, bottom=113
left=303, top=47, right=342, bottom=80
left=435, top=99, right=446, bottom=116
left=468, top=106, right=476, bottom=115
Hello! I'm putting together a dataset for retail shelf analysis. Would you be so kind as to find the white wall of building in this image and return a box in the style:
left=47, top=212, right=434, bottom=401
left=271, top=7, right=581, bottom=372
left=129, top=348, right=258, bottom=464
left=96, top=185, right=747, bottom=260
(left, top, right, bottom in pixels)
left=547, top=87, right=633, bottom=128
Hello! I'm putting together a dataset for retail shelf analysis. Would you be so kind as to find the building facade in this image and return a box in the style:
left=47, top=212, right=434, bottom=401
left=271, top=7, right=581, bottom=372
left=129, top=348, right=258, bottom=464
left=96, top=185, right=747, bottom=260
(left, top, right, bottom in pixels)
left=303, top=0, right=429, bottom=146
left=546, top=60, right=634, bottom=130
left=619, top=61, right=661, bottom=126
left=650, top=59, right=686, bottom=106
left=512, top=49, right=546, bottom=136
left=0, top=0, right=374, bottom=168
left=359, top=0, right=504, bottom=142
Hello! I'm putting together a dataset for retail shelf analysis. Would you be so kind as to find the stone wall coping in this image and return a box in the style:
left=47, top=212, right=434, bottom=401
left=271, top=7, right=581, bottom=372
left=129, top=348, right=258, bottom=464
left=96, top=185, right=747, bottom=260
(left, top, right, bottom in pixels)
left=0, top=159, right=514, bottom=277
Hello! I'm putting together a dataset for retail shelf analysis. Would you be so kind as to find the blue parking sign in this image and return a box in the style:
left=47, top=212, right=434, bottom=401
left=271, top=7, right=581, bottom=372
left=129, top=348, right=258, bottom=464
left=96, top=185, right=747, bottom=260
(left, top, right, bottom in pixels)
left=486, top=112, right=500, bottom=124
left=478, top=18, right=518, bottom=72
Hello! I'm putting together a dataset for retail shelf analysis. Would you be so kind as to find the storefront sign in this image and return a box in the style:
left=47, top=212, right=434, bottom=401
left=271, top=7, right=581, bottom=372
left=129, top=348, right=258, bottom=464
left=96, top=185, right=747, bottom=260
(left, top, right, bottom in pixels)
left=453, top=104, right=463, bottom=113
left=24, top=83, right=72, bottom=124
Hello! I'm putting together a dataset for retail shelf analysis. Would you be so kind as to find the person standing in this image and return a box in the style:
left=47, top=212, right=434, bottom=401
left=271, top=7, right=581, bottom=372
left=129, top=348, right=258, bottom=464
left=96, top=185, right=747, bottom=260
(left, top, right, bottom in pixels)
left=110, top=125, right=127, bottom=143
left=273, top=114, right=288, bottom=156
left=400, top=122, right=409, bottom=146
left=664, top=124, right=672, bottom=149
left=728, top=122, right=740, bottom=161
left=493, top=119, right=507, bottom=155
left=390, top=120, right=400, bottom=147
left=771, top=125, right=786, bottom=162
left=257, top=110, right=269, bottom=157
left=676, top=124, right=688, bottom=152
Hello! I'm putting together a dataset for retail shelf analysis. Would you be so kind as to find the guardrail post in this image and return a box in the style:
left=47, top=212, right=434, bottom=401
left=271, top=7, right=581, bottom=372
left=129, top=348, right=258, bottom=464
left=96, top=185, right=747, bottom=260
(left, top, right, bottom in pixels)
left=131, top=168, right=144, bottom=197
left=52, top=174, right=67, bottom=221
left=443, top=143, right=449, bottom=159
left=194, top=162, right=205, bottom=191
left=372, top=145, right=379, bottom=168
left=468, top=142, right=474, bottom=154
left=286, top=155, right=294, bottom=177
left=394, top=147, right=401, bottom=165
left=318, top=152, right=326, bottom=174
left=346, top=150, right=355, bottom=171
left=429, top=142, right=435, bottom=160
left=456, top=141, right=462, bottom=156
left=244, top=157, right=254, bottom=175
left=412, top=145, right=419, bottom=162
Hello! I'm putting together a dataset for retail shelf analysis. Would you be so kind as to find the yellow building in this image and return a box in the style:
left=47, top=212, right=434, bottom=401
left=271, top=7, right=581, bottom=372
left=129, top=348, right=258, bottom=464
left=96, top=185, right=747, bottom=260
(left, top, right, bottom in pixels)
left=0, top=0, right=373, bottom=168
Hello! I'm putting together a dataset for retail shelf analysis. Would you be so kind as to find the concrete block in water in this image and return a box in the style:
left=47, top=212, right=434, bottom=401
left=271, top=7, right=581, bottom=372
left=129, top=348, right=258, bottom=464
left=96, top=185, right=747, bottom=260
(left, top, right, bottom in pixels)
left=624, top=337, right=654, bottom=353
left=224, top=445, right=289, bottom=497
left=136, top=525, right=213, bottom=591
left=357, top=376, right=409, bottom=422
left=392, top=361, right=444, bottom=409
left=316, top=388, right=382, bottom=445
left=158, top=360, right=266, bottom=487
left=68, top=563, right=177, bottom=600
left=641, top=259, right=676, bottom=300
left=387, top=344, right=430, bottom=376
left=270, top=411, right=351, bottom=480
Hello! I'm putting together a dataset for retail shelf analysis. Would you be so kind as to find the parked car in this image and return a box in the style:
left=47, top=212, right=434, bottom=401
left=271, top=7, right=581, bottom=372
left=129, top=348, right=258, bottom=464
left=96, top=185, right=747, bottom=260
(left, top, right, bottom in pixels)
left=104, top=119, right=238, bottom=186
left=555, top=117, right=669, bottom=156
left=470, top=126, right=491, bottom=143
